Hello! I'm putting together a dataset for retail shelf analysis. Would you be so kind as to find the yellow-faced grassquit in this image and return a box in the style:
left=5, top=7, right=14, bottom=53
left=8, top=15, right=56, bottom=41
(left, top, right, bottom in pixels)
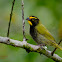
left=26, top=16, right=62, bottom=50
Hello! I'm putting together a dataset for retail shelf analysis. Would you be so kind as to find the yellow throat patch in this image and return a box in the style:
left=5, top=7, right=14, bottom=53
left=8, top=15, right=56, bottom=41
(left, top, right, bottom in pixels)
left=28, top=21, right=32, bottom=26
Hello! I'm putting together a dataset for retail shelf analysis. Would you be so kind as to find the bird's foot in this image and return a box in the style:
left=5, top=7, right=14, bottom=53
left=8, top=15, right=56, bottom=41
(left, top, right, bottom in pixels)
left=42, top=46, right=47, bottom=50
left=37, top=44, right=47, bottom=50
left=26, top=38, right=29, bottom=41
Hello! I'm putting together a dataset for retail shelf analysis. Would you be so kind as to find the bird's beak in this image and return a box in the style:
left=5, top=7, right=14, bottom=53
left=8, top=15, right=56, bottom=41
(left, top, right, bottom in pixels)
left=26, top=17, right=32, bottom=26
left=26, top=17, right=30, bottom=21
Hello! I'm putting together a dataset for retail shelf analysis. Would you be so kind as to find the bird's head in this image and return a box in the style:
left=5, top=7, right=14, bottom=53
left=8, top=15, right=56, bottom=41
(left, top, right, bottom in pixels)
left=26, top=16, right=39, bottom=26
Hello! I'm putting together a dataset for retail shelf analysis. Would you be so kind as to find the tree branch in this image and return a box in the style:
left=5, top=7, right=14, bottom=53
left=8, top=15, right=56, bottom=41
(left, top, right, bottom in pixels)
left=0, top=36, right=62, bottom=62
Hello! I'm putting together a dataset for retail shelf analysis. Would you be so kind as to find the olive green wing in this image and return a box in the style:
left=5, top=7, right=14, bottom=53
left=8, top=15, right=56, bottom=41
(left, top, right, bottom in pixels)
left=35, top=23, right=55, bottom=41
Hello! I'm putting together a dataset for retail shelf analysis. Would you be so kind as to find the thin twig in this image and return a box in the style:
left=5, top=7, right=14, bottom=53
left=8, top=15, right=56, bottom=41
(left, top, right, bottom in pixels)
left=7, top=0, right=15, bottom=37
left=51, top=39, right=62, bottom=56
left=21, top=0, right=26, bottom=41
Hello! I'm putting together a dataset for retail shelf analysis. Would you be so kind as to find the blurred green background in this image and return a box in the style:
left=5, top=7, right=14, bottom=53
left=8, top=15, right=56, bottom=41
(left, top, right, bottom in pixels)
left=0, top=0, right=62, bottom=62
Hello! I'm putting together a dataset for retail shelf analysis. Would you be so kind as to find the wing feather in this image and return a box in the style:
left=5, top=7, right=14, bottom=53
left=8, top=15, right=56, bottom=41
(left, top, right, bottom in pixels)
left=35, top=23, right=55, bottom=41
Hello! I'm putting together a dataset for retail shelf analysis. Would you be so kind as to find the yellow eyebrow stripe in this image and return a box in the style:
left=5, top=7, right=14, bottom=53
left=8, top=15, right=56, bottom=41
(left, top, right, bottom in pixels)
left=29, top=17, right=35, bottom=19
left=29, top=16, right=37, bottom=19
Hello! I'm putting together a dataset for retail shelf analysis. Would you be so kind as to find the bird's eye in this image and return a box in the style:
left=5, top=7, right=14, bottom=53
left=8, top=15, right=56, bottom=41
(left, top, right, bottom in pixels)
left=32, top=19, right=34, bottom=21
left=32, top=18, right=35, bottom=21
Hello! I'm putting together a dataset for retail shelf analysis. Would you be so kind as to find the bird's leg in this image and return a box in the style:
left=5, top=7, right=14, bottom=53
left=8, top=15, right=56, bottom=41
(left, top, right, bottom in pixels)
left=51, top=39, right=62, bottom=56
left=37, top=44, right=46, bottom=46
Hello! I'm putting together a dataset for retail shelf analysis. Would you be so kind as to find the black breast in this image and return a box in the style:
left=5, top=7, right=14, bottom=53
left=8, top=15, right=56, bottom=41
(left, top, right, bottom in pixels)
left=30, top=26, right=45, bottom=44
left=30, top=26, right=37, bottom=40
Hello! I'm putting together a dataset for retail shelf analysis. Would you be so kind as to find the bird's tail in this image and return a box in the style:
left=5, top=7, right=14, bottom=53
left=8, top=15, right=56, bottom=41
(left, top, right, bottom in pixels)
left=53, top=42, right=62, bottom=50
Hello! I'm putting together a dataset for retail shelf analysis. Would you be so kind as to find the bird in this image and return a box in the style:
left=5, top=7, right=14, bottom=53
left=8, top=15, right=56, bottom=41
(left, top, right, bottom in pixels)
left=26, top=16, right=62, bottom=50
